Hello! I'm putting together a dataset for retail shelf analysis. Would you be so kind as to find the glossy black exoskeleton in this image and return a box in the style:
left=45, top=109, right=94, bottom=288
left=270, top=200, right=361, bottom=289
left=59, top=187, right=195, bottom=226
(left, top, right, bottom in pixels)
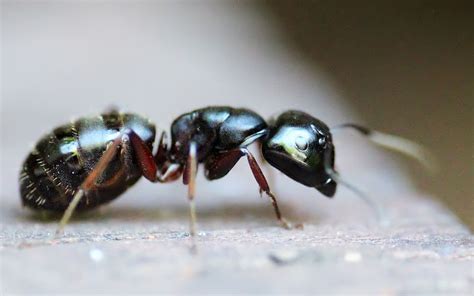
left=20, top=112, right=155, bottom=212
left=20, top=106, right=427, bottom=235
left=262, top=111, right=337, bottom=197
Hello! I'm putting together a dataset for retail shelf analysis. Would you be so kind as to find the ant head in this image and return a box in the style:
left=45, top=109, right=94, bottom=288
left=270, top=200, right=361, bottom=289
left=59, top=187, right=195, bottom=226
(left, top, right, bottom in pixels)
left=262, top=111, right=337, bottom=197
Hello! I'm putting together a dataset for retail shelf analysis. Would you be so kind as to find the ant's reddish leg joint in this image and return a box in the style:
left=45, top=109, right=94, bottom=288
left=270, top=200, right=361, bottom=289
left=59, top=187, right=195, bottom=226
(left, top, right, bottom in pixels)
left=127, top=129, right=158, bottom=182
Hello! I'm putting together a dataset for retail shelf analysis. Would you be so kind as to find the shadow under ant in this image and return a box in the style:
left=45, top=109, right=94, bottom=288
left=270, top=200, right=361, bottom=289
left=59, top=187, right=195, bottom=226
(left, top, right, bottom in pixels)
left=19, top=198, right=318, bottom=226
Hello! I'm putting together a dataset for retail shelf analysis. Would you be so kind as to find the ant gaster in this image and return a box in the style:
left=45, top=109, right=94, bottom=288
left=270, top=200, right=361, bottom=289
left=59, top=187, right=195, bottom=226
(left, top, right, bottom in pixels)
left=19, top=106, right=431, bottom=236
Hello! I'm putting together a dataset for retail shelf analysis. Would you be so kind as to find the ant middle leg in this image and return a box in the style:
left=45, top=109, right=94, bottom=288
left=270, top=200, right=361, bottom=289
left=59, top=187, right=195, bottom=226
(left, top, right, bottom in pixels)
left=128, top=130, right=198, bottom=236
left=205, top=147, right=292, bottom=229
left=183, top=142, right=198, bottom=237
left=120, top=131, right=201, bottom=241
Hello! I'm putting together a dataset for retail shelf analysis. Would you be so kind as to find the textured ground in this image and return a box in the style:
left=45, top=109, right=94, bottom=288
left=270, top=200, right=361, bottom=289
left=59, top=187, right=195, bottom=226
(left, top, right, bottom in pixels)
left=1, top=188, right=472, bottom=294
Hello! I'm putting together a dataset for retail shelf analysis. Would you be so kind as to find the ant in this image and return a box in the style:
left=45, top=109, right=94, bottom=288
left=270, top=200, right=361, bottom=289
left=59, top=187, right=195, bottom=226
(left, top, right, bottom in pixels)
left=19, top=106, right=431, bottom=237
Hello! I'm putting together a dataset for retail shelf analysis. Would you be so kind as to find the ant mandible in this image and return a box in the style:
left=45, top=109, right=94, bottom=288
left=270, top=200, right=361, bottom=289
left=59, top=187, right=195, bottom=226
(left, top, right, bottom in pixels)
left=19, top=106, right=431, bottom=236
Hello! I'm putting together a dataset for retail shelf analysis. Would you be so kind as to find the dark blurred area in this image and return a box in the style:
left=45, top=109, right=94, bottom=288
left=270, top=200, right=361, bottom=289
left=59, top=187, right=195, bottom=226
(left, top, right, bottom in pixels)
left=264, top=1, right=473, bottom=228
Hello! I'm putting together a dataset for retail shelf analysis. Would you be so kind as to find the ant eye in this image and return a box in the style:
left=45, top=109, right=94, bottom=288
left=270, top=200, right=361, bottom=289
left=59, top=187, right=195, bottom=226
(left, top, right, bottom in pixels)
left=295, top=136, right=308, bottom=151
left=318, top=137, right=326, bottom=145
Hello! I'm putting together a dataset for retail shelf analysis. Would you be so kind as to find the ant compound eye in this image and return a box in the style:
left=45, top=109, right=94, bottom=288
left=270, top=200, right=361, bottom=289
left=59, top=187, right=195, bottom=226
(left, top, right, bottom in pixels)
left=295, top=136, right=309, bottom=151
left=318, top=137, right=326, bottom=145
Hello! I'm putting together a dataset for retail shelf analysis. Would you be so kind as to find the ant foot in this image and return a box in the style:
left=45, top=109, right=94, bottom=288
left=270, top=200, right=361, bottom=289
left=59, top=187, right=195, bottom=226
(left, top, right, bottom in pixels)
left=54, top=228, right=64, bottom=239
left=294, top=223, right=304, bottom=230
left=279, top=219, right=304, bottom=230
left=279, top=218, right=293, bottom=230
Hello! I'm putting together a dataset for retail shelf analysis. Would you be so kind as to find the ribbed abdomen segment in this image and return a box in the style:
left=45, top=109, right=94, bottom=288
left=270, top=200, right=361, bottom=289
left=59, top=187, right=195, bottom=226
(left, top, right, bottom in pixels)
left=19, top=150, right=70, bottom=211
left=19, top=146, right=141, bottom=212
left=18, top=112, right=155, bottom=212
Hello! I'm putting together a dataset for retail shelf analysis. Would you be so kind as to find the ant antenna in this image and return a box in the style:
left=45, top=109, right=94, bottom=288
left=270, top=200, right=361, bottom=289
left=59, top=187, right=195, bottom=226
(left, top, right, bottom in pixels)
left=331, top=123, right=438, bottom=174
left=323, top=145, right=389, bottom=226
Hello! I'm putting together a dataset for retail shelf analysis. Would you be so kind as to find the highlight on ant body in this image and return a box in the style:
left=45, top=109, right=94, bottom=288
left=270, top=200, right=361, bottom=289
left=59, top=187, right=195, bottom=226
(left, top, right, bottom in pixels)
left=19, top=106, right=433, bottom=237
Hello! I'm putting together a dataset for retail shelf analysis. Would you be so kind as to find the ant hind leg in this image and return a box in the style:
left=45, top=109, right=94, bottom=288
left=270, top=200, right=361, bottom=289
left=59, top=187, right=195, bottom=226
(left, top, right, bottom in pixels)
left=55, top=129, right=158, bottom=237
left=55, top=136, right=124, bottom=237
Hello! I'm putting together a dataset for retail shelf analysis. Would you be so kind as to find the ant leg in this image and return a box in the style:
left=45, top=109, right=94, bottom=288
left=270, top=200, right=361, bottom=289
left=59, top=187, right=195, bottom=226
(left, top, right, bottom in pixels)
left=257, top=141, right=275, bottom=188
left=157, top=164, right=183, bottom=183
left=155, top=131, right=168, bottom=168
left=56, top=129, right=160, bottom=236
left=323, top=144, right=388, bottom=225
left=125, top=129, right=183, bottom=183
left=153, top=131, right=183, bottom=182
left=183, top=142, right=198, bottom=237
left=241, top=148, right=292, bottom=229
left=127, top=130, right=157, bottom=181
left=56, top=136, right=123, bottom=236
left=204, top=149, right=244, bottom=180
left=204, top=148, right=293, bottom=229
left=56, top=190, right=85, bottom=236
left=125, top=128, right=183, bottom=183
left=120, top=134, right=135, bottom=181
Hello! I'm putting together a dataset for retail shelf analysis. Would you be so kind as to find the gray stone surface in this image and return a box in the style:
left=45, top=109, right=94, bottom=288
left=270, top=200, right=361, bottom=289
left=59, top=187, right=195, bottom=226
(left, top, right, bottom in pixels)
left=1, top=191, right=472, bottom=294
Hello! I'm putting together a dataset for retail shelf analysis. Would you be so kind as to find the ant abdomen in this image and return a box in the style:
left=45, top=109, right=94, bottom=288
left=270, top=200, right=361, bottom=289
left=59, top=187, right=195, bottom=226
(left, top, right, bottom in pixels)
left=19, top=112, right=155, bottom=212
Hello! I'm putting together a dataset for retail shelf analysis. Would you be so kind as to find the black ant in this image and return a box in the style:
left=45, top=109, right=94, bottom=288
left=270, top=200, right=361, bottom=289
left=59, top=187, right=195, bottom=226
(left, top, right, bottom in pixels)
left=19, top=106, right=431, bottom=236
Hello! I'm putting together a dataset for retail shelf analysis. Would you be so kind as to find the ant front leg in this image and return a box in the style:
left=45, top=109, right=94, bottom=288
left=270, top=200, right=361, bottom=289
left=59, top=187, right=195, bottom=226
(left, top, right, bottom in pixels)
left=205, top=147, right=292, bottom=230
left=241, top=148, right=292, bottom=230
left=125, top=131, right=202, bottom=238
left=154, top=131, right=183, bottom=183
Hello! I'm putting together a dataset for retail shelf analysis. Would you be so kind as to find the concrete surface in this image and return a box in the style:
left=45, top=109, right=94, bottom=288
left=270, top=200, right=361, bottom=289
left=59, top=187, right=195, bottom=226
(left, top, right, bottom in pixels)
left=1, top=191, right=472, bottom=294
left=1, top=1, right=473, bottom=295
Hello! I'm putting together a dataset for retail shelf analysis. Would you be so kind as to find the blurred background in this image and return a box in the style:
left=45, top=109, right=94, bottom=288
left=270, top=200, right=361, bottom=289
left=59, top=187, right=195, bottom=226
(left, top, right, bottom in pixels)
left=266, top=1, right=473, bottom=228
left=1, top=0, right=472, bottom=229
